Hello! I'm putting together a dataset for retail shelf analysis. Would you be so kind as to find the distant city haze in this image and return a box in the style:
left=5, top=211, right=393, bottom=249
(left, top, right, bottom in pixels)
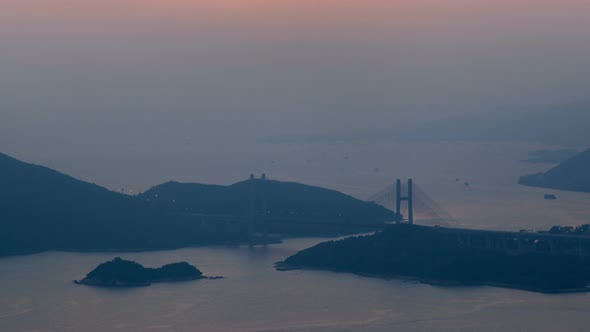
left=1, top=0, right=589, bottom=192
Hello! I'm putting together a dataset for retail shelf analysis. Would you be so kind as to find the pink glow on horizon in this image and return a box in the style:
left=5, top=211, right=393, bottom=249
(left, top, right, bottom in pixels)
left=1, top=0, right=583, bottom=26
left=2, top=0, right=588, bottom=47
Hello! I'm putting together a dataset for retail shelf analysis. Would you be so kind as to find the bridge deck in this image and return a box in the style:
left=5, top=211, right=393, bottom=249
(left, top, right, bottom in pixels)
left=421, top=224, right=590, bottom=242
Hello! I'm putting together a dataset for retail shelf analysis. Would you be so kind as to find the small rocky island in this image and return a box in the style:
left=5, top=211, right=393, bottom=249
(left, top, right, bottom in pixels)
left=74, top=257, right=219, bottom=287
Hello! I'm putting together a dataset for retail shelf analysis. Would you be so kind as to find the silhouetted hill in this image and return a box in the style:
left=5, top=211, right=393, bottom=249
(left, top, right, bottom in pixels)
left=0, top=153, right=247, bottom=255
left=277, top=225, right=590, bottom=293
left=74, top=257, right=205, bottom=287
left=140, top=179, right=395, bottom=236
left=519, top=148, right=590, bottom=193
left=0, top=153, right=393, bottom=255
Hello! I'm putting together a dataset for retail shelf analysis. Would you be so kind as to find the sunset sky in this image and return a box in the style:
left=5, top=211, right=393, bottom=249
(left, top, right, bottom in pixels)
left=2, top=1, right=588, bottom=119
left=1, top=0, right=589, bottom=189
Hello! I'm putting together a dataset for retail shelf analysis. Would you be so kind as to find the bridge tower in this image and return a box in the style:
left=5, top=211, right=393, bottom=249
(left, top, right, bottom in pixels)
left=395, top=178, right=414, bottom=224
left=248, top=173, right=269, bottom=247
left=249, top=174, right=256, bottom=246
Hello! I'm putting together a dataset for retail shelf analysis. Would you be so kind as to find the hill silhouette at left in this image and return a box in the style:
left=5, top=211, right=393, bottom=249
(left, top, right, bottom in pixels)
left=0, top=153, right=393, bottom=256
left=0, top=153, right=247, bottom=256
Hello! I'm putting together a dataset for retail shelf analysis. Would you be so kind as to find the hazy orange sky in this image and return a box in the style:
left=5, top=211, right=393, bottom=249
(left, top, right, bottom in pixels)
left=1, top=0, right=587, bottom=120
left=2, top=0, right=585, bottom=34
left=1, top=0, right=589, bottom=190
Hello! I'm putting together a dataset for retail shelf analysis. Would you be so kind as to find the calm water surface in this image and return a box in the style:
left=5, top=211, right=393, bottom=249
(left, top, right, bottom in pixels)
left=1, top=236, right=590, bottom=332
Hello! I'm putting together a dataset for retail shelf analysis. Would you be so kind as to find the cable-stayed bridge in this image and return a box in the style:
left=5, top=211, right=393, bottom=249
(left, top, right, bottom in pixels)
left=368, top=179, right=456, bottom=227
left=174, top=176, right=590, bottom=259
left=241, top=177, right=459, bottom=245
left=245, top=177, right=590, bottom=260
left=369, top=179, right=590, bottom=260
left=176, top=177, right=458, bottom=239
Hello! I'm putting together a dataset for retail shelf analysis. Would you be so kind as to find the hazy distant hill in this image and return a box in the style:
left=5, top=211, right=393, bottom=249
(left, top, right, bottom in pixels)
left=521, top=149, right=580, bottom=164
left=261, top=102, right=590, bottom=146
left=140, top=179, right=395, bottom=235
left=410, top=102, right=590, bottom=146
left=519, top=148, right=590, bottom=193
left=0, top=153, right=245, bottom=255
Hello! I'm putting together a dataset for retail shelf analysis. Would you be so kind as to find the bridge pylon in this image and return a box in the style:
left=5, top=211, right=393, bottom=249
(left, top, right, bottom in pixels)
left=395, top=178, right=414, bottom=225
left=248, top=173, right=269, bottom=247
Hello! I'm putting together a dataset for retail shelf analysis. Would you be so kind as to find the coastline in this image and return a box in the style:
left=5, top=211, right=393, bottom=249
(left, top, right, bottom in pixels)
left=0, top=239, right=284, bottom=259
left=73, top=275, right=224, bottom=288
left=73, top=279, right=152, bottom=287
left=275, top=263, right=590, bottom=294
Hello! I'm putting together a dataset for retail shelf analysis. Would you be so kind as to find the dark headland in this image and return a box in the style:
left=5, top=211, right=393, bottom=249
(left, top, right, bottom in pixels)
left=519, top=148, right=590, bottom=193
left=276, top=224, right=590, bottom=293
left=74, top=257, right=221, bottom=287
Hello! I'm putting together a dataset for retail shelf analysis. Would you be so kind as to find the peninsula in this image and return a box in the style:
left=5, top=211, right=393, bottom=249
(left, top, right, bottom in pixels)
left=519, top=148, right=590, bottom=193
left=276, top=224, right=590, bottom=293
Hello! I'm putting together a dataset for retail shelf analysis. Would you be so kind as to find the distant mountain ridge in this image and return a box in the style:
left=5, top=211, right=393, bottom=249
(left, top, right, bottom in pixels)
left=519, top=148, right=590, bottom=193
left=140, top=179, right=395, bottom=236
left=408, top=102, right=590, bottom=146
left=0, top=152, right=233, bottom=255
left=0, top=152, right=393, bottom=256
left=261, top=102, right=590, bottom=146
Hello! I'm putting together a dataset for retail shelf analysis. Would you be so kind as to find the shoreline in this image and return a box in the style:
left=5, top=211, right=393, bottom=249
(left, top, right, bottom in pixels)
left=275, top=263, right=590, bottom=294
left=73, top=275, right=224, bottom=288
left=0, top=240, right=284, bottom=259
